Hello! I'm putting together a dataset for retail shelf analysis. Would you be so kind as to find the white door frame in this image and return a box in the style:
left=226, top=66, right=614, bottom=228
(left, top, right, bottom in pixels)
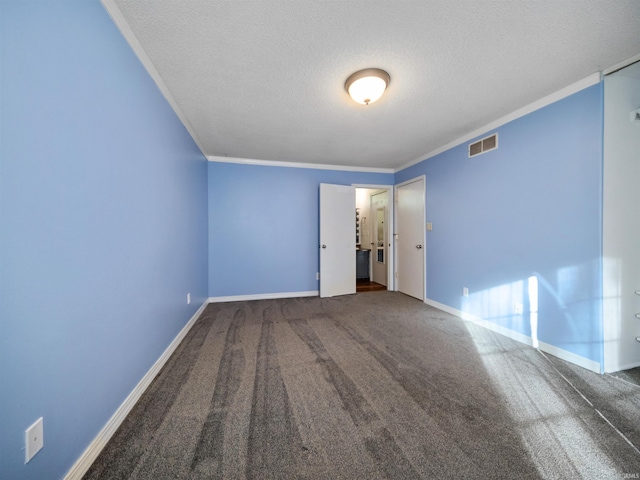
left=353, top=184, right=395, bottom=291
left=394, top=176, right=426, bottom=300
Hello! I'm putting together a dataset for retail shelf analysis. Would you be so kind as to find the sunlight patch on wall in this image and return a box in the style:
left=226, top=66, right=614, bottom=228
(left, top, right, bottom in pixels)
left=461, top=280, right=527, bottom=335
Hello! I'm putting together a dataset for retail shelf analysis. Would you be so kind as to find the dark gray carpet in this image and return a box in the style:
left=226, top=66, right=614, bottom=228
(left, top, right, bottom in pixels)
left=84, top=292, right=640, bottom=479
left=611, top=367, right=640, bottom=388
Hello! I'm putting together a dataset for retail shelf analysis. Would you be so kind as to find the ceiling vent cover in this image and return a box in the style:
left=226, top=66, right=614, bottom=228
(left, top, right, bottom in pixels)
left=469, top=133, right=498, bottom=158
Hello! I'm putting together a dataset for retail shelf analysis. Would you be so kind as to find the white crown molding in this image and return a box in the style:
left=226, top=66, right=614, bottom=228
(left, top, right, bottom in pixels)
left=396, top=72, right=602, bottom=173
left=207, top=155, right=394, bottom=174
left=100, top=0, right=208, bottom=157
left=99, top=3, right=616, bottom=175
left=64, top=300, right=209, bottom=480
left=603, top=53, right=640, bottom=76
left=351, top=183, right=394, bottom=189
left=208, top=290, right=318, bottom=303
left=424, top=298, right=601, bottom=374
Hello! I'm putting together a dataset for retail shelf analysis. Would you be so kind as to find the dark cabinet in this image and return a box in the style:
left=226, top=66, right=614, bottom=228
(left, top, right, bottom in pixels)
left=356, top=249, right=370, bottom=280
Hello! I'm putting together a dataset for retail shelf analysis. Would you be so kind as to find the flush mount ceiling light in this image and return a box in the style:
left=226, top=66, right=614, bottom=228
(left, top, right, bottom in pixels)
left=345, top=68, right=390, bottom=105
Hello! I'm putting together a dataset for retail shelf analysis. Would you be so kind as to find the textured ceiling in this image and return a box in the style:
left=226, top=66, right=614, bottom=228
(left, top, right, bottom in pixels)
left=106, top=1, right=640, bottom=170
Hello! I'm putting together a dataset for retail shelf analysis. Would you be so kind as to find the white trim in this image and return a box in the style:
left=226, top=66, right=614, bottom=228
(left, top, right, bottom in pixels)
left=603, top=53, right=640, bottom=76
left=396, top=72, right=602, bottom=172
left=537, top=340, right=601, bottom=374
left=92, top=6, right=623, bottom=176
left=394, top=175, right=426, bottom=190
left=208, top=290, right=318, bottom=303
left=99, top=1, right=610, bottom=174
left=424, top=298, right=601, bottom=374
left=207, top=155, right=394, bottom=174
left=99, top=1, right=208, bottom=157
left=424, top=298, right=533, bottom=346
left=64, top=300, right=208, bottom=480
left=352, top=183, right=394, bottom=189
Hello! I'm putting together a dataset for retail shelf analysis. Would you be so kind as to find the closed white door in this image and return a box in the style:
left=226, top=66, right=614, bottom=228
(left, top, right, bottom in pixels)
left=397, top=178, right=425, bottom=300
left=320, top=184, right=356, bottom=297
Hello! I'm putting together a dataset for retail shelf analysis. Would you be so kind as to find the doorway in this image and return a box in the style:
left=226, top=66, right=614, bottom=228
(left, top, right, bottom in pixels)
left=355, top=185, right=394, bottom=293
left=320, top=183, right=393, bottom=297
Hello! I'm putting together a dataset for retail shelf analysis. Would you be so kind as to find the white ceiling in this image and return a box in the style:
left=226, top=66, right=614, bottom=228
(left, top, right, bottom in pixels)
left=105, top=1, right=640, bottom=171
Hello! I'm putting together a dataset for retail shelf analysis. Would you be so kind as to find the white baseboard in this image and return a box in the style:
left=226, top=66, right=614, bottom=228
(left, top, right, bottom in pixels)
left=424, top=298, right=601, bottom=374
left=64, top=300, right=209, bottom=480
left=605, top=360, right=640, bottom=374
left=208, top=290, right=318, bottom=303
left=536, top=340, right=601, bottom=374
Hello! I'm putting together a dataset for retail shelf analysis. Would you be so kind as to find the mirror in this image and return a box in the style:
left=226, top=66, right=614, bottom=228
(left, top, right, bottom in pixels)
left=376, top=207, right=385, bottom=263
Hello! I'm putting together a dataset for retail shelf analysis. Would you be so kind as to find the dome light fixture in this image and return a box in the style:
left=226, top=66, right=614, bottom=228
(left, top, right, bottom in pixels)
left=345, top=68, right=390, bottom=105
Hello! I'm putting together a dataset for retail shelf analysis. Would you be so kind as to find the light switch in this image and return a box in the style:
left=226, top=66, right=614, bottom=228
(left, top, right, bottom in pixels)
left=426, top=222, right=432, bottom=231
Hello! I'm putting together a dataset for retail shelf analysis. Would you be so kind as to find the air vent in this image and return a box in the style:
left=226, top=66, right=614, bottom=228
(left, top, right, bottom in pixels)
left=468, top=133, right=498, bottom=158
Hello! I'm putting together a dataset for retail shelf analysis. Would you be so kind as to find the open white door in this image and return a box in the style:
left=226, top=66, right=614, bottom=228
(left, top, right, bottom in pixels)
left=396, top=178, right=425, bottom=300
left=320, top=184, right=356, bottom=297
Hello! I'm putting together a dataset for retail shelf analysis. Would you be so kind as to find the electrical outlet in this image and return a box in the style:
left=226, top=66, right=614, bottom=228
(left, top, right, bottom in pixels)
left=316, top=272, right=319, bottom=280
left=463, top=287, right=469, bottom=297
left=514, top=303, right=524, bottom=315
left=426, top=222, right=432, bottom=231
left=187, top=293, right=191, bottom=305
left=25, top=418, right=43, bottom=463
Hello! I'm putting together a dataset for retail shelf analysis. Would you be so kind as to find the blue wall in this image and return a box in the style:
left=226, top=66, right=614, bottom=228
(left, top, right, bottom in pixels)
left=396, top=84, right=604, bottom=365
left=0, top=2, right=208, bottom=478
left=208, top=162, right=393, bottom=297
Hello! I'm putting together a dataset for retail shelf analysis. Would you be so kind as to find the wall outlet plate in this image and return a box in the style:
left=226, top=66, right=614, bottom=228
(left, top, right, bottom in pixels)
left=187, top=293, right=191, bottom=305
left=463, top=287, right=469, bottom=297
left=25, top=417, right=44, bottom=463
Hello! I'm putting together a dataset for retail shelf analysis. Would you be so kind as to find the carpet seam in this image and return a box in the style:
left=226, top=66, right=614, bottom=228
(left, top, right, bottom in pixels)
left=537, top=349, right=640, bottom=458
left=605, top=373, right=640, bottom=390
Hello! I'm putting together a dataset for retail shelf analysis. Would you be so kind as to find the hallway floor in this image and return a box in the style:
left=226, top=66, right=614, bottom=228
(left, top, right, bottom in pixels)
left=356, top=279, right=387, bottom=293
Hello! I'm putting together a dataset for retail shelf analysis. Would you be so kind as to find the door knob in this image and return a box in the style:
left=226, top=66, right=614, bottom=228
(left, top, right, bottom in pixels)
left=416, top=244, right=422, bottom=249
left=635, top=313, right=640, bottom=319
left=321, top=244, right=327, bottom=249
left=636, top=290, right=640, bottom=295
